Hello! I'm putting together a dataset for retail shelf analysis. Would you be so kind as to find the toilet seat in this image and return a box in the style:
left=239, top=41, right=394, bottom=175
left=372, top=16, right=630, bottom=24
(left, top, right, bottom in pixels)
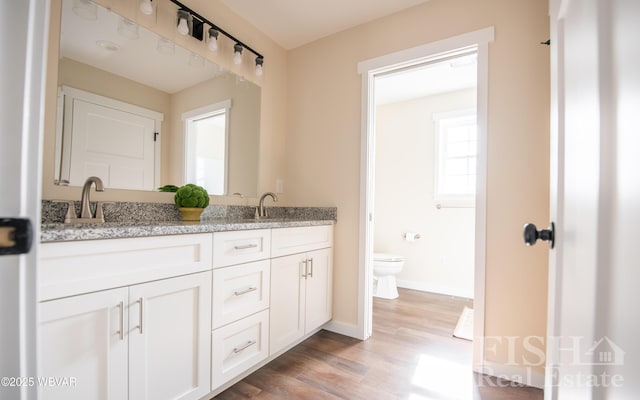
left=373, top=253, right=404, bottom=262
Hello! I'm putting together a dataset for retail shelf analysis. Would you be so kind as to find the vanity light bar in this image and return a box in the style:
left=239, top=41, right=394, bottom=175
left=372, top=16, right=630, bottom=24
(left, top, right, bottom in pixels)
left=167, top=0, right=264, bottom=64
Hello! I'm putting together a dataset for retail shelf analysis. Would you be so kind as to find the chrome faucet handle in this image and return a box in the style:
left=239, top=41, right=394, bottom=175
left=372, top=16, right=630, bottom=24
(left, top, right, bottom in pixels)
left=52, top=200, right=77, bottom=223
left=95, top=202, right=114, bottom=223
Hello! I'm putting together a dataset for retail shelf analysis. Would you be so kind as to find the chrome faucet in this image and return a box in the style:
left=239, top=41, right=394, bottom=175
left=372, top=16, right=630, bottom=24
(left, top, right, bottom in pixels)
left=80, top=176, right=105, bottom=218
left=256, top=192, right=278, bottom=218
left=55, top=177, right=108, bottom=223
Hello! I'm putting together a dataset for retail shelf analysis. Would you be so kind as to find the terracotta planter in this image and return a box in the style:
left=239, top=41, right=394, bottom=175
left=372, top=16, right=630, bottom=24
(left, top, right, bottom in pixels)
left=178, top=207, right=204, bottom=221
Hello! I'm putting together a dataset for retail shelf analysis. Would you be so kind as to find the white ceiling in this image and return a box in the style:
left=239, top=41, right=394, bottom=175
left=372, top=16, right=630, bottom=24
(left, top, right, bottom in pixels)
left=375, top=54, right=477, bottom=105
left=221, top=0, right=431, bottom=50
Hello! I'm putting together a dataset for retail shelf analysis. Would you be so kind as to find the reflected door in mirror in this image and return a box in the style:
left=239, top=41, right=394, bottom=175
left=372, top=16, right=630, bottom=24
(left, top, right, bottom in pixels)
left=58, top=86, right=162, bottom=191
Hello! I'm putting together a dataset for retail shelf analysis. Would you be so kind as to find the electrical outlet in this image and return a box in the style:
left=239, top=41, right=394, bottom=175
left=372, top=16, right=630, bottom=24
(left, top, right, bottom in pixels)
left=276, top=179, right=284, bottom=193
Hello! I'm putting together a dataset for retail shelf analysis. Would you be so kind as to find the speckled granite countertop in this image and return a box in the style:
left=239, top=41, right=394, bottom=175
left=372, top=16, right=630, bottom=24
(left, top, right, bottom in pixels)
left=41, top=218, right=335, bottom=243
left=40, top=201, right=337, bottom=243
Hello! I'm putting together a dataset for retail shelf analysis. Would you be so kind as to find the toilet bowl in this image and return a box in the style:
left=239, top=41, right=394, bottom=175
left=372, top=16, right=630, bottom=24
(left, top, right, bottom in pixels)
left=373, top=253, right=404, bottom=299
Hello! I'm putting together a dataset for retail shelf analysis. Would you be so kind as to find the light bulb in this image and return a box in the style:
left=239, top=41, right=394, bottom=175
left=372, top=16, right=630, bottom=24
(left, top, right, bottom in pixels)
left=177, top=10, right=190, bottom=36
left=139, top=0, right=153, bottom=15
left=177, top=17, right=189, bottom=35
left=207, top=29, right=218, bottom=52
left=255, top=57, right=264, bottom=76
left=233, top=44, right=243, bottom=65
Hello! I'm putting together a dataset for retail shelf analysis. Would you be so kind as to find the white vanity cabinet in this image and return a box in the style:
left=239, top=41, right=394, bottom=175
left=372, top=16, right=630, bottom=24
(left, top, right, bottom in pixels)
left=39, top=234, right=213, bottom=400
left=210, top=230, right=271, bottom=391
left=269, top=225, right=333, bottom=355
left=38, top=223, right=335, bottom=399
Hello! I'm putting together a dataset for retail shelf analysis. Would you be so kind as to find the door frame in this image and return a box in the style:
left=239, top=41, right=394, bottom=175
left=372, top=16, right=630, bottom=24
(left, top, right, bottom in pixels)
left=0, top=0, right=49, bottom=399
left=356, top=27, right=494, bottom=372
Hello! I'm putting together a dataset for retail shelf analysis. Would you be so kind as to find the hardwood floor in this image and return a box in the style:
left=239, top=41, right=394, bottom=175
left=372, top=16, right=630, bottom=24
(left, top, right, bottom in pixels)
left=214, top=288, right=544, bottom=399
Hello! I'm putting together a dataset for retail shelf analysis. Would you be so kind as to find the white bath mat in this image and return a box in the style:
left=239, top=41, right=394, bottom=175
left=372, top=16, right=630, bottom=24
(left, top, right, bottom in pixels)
left=453, top=306, right=474, bottom=341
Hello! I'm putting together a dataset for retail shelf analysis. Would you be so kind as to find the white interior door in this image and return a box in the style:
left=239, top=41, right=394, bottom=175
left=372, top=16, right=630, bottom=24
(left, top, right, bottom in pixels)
left=68, top=99, right=157, bottom=190
left=546, top=0, right=640, bottom=398
left=0, top=1, right=47, bottom=399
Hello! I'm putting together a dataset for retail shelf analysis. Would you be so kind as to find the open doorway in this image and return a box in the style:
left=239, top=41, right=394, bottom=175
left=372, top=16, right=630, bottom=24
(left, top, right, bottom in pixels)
left=357, top=28, right=494, bottom=373
left=372, top=52, right=477, bottom=303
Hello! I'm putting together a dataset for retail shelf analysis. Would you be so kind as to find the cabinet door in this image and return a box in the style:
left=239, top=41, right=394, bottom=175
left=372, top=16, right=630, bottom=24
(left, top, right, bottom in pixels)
left=304, top=248, right=333, bottom=333
left=40, top=288, right=128, bottom=400
left=269, top=253, right=306, bottom=355
left=129, top=272, right=212, bottom=400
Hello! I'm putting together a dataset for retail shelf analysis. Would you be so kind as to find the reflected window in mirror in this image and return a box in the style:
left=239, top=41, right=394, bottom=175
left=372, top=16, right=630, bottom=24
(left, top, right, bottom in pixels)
left=183, top=100, right=231, bottom=195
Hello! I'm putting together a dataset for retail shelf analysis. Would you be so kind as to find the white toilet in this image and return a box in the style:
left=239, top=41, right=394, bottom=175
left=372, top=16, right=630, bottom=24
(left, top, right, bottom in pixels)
left=373, top=253, right=404, bottom=299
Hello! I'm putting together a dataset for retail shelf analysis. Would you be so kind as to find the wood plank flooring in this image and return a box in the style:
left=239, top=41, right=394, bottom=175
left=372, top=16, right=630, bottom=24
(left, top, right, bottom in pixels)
left=214, top=288, right=544, bottom=399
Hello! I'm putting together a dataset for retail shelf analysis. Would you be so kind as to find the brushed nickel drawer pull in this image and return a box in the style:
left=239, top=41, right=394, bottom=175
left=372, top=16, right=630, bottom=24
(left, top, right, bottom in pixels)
left=138, top=298, right=144, bottom=334
left=234, top=287, right=258, bottom=296
left=118, top=301, right=124, bottom=341
left=308, top=257, right=314, bottom=278
left=233, top=340, right=257, bottom=354
left=301, top=259, right=308, bottom=278
left=234, top=243, right=258, bottom=250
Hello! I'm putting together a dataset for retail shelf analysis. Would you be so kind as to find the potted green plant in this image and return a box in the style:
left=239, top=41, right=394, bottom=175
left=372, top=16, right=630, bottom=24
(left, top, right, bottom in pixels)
left=173, top=184, right=210, bottom=221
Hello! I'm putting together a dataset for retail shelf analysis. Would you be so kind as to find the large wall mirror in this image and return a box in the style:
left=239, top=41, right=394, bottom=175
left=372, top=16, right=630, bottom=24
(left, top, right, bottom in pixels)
left=50, top=0, right=261, bottom=196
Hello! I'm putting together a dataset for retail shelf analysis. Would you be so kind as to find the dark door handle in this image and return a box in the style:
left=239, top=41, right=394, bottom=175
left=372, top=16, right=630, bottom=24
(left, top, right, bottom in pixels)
left=0, top=218, right=33, bottom=255
left=523, top=222, right=555, bottom=249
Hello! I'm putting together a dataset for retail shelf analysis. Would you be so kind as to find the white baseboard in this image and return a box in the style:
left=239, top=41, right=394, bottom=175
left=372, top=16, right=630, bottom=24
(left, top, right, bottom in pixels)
left=479, top=361, right=545, bottom=389
left=323, top=320, right=363, bottom=339
left=396, top=279, right=474, bottom=299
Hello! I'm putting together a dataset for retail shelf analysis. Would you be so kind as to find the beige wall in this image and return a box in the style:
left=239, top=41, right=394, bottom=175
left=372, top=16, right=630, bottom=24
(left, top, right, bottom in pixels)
left=59, top=58, right=171, bottom=113
left=286, top=0, right=550, bottom=370
left=42, top=0, right=288, bottom=204
left=375, top=89, right=476, bottom=298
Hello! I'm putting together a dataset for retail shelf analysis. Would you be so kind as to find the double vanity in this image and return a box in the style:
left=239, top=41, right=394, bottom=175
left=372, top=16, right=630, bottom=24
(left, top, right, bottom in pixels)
left=39, top=205, right=336, bottom=400
left=41, top=1, right=335, bottom=396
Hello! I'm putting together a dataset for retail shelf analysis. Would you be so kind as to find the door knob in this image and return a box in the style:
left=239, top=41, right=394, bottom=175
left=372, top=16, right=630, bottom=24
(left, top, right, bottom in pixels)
left=0, top=218, right=33, bottom=255
left=523, top=222, right=555, bottom=249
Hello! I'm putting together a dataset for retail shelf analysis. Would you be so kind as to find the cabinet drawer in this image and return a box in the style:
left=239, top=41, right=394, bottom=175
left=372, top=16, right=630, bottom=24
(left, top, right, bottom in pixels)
left=271, top=225, right=333, bottom=257
left=211, top=309, right=269, bottom=390
left=213, top=229, right=271, bottom=268
left=212, top=260, right=270, bottom=329
left=40, top=233, right=213, bottom=301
